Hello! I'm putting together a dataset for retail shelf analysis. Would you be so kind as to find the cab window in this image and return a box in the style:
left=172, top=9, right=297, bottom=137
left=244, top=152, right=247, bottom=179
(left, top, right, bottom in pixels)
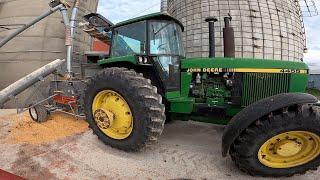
left=149, top=21, right=185, bottom=56
left=154, top=56, right=181, bottom=91
left=111, top=21, right=147, bottom=57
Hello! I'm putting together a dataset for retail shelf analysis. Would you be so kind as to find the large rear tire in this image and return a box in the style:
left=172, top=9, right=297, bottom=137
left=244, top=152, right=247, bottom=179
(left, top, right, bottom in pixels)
left=230, top=104, right=320, bottom=177
left=84, top=67, right=165, bottom=151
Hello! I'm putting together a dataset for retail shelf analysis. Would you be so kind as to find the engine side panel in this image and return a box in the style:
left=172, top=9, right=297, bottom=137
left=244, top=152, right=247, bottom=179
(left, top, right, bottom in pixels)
left=168, top=58, right=310, bottom=123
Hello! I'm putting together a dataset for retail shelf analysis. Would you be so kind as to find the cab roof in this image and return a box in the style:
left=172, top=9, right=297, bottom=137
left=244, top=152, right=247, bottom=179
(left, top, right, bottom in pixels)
left=111, top=12, right=184, bottom=31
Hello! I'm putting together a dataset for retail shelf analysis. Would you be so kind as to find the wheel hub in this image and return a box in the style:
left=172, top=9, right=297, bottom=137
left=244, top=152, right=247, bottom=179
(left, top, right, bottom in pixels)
left=275, top=140, right=302, bottom=157
left=94, top=109, right=115, bottom=129
left=92, top=90, right=133, bottom=140
left=258, top=131, right=320, bottom=168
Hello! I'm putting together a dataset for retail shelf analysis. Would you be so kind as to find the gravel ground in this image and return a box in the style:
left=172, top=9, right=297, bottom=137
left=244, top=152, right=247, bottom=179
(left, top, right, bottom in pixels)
left=0, top=110, right=319, bottom=180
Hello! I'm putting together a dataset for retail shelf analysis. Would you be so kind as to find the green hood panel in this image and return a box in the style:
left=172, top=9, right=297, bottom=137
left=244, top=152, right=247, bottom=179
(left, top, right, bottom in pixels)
left=181, top=57, right=309, bottom=70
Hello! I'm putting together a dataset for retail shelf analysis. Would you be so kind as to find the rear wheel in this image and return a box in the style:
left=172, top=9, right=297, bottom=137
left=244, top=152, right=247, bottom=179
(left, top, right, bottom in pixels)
left=84, top=67, right=165, bottom=151
left=230, top=104, right=320, bottom=177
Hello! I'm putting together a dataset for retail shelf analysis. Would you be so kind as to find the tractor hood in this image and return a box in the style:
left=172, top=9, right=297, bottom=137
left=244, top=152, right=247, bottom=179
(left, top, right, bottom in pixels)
left=181, top=57, right=309, bottom=74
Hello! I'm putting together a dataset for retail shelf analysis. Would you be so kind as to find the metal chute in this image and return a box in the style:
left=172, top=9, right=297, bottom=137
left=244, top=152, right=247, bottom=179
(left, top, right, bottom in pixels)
left=81, top=13, right=113, bottom=45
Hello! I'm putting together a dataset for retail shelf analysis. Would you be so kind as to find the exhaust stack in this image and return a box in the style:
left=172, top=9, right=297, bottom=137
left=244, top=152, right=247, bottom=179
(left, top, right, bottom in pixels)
left=223, top=16, right=235, bottom=58
left=205, top=17, right=218, bottom=58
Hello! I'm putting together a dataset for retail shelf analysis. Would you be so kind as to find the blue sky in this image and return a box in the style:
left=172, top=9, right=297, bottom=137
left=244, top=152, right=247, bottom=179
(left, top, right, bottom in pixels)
left=304, top=0, right=320, bottom=72
left=98, top=0, right=319, bottom=71
left=97, top=0, right=161, bottom=23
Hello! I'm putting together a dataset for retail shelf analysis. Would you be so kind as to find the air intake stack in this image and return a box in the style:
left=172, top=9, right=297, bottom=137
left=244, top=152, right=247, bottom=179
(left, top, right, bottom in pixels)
left=205, top=17, right=218, bottom=58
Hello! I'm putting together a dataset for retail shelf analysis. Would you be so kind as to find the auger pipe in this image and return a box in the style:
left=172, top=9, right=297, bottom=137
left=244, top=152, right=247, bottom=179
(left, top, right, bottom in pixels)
left=0, top=59, right=66, bottom=107
left=0, top=4, right=64, bottom=48
left=60, top=0, right=80, bottom=77
left=70, top=0, right=80, bottom=38
left=60, top=7, right=73, bottom=76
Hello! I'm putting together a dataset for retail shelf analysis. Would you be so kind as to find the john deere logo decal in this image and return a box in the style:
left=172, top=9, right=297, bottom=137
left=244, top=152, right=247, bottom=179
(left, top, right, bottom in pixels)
left=186, top=68, right=308, bottom=74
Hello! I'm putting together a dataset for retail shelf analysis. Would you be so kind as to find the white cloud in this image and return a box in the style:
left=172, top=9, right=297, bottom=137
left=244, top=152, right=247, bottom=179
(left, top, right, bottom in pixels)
left=305, top=50, right=320, bottom=65
left=304, top=13, right=320, bottom=69
left=301, top=0, right=320, bottom=71
left=304, top=49, right=320, bottom=73
left=98, top=0, right=161, bottom=24
left=304, top=15, right=320, bottom=50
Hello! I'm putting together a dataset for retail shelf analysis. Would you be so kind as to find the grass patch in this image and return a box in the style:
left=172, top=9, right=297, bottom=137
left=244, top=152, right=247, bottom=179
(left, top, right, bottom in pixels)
left=307, top=88, right=320, bottom=99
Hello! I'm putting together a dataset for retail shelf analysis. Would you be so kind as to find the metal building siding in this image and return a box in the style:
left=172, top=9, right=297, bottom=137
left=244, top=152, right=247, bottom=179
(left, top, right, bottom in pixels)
left=308, top=74, right=320, bottom=89
left=162, top=0, right=306, bottom=61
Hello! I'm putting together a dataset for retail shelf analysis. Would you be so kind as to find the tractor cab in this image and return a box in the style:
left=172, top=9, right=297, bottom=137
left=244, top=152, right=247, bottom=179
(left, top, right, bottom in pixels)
left=84, top=13, right=185, bottom=91
left=109, top=13, right=185, bottom=91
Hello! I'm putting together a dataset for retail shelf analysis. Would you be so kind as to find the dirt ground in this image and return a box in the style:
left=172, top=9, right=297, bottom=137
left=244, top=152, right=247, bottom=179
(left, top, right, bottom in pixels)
left=0, top=110, right=319, bottom=180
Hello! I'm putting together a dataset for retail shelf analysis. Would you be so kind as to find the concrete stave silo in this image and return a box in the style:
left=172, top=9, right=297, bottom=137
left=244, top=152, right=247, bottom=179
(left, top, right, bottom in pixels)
left=161, top=0, right=306, bottom=61
left=0, top=0, right=99, bottom=107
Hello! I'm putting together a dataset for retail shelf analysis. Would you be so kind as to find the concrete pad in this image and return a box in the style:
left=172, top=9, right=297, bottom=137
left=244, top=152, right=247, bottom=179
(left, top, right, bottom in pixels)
left=0, top=111, right=319, bottom=179
left=0, top=109, right=16, bottom=117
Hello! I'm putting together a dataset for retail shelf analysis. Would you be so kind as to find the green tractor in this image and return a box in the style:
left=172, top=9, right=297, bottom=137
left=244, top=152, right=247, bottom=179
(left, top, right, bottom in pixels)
left=82, top=12, right=320, bottom=177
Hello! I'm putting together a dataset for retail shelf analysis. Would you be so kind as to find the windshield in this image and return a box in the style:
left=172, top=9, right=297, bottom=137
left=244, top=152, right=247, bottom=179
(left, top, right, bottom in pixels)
left=111, top=21, right=146, bottom=57
left=149, top=21, right=185, bottom=56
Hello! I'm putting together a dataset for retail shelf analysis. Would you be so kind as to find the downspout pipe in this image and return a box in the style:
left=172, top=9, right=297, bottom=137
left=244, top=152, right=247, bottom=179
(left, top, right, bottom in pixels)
left=60, top=0, right=80, bottom=77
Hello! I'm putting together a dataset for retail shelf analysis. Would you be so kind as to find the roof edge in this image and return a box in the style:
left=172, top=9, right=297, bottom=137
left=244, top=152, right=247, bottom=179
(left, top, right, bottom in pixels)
left=111, top=12, right=184, bottom=31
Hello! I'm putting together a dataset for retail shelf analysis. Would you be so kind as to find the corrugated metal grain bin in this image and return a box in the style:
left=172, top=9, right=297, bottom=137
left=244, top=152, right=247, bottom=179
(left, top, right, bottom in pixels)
left=162, top=0, right=306, bottom=61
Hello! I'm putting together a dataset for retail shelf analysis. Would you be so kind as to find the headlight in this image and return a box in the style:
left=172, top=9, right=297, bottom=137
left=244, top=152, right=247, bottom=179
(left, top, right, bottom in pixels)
left=143, top=57, right=148, bottom=64
left=138, top=56, right=143, bottom=63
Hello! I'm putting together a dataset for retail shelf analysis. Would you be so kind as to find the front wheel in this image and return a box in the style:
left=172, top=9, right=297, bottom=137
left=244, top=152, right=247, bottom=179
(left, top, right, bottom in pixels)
left=29, top=105, right=49, bottom=123
left=230, top=104, right=320, bottom=177
left=84, top=68, right=165, bottom=152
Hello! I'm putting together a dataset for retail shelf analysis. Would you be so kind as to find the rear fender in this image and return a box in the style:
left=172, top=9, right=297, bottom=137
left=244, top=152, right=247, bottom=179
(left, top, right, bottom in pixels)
left=222, top=93, right=318, bottom=157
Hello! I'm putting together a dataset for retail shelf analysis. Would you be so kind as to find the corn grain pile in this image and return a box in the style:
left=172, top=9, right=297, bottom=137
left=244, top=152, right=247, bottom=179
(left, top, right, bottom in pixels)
left=2, top=112, right=89, bottom=145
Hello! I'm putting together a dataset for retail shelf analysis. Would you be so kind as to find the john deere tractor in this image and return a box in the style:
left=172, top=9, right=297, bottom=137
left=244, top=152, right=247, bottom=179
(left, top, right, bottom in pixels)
left=80, top=12, right=320, bottom=177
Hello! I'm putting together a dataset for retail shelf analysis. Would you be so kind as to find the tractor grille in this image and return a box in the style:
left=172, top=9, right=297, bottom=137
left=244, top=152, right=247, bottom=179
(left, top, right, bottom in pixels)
left=242, top=73, right=291, bottom=106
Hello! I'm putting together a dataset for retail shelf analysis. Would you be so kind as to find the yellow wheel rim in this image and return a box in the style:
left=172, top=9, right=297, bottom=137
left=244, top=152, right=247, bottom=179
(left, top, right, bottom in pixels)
left=258, top=131, right=320, bottom=168
left=92, top=90, right=133, bottom=140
